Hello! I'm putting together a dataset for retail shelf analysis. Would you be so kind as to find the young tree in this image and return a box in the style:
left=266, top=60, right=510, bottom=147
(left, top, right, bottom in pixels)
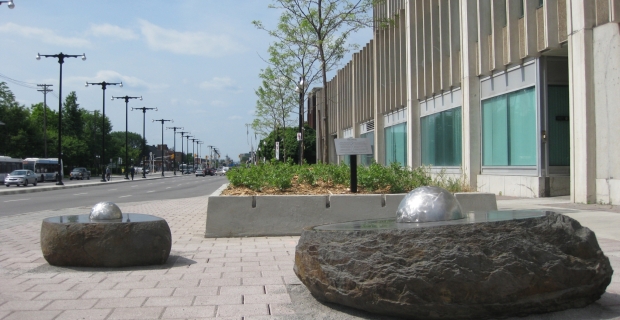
left=255, top=0, right=379, bottom=162
left=253, top=66, right=298, bottom=161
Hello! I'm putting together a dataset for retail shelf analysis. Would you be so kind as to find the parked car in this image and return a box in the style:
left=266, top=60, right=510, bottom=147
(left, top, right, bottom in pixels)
left=195, top=169, right=206, bottom=177
left=4, top=169, right=38, bottom=187
left=69, top=167, right=91, bottom=180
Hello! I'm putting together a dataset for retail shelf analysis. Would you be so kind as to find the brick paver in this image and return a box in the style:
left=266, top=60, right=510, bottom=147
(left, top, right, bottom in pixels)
left=0, top=182, right=618, bottom=319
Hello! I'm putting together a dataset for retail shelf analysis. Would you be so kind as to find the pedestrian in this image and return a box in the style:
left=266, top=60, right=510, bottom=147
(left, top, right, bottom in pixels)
left=105, top=166, right=111, bottom=181
left=130, top=167, right=135, bottom=180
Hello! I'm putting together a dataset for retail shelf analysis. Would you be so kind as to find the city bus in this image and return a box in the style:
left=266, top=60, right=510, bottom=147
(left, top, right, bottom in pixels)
left=0, top=156, right=22, bottom=182
left=22, top=158, right=62, bottom=182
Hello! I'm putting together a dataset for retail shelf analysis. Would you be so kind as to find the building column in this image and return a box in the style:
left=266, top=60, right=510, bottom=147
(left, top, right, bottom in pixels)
left=460, top=0, right=481, bottom=190
left=567, top=0, right=596, bottom=203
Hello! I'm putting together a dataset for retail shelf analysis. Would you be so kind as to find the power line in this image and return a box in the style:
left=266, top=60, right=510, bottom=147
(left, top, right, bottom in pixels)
left=0, top=72, right=39, bottom=90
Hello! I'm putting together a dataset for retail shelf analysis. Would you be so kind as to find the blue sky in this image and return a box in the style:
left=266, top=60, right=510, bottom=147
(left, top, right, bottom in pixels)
left=0, top=0, right=371, bottom=161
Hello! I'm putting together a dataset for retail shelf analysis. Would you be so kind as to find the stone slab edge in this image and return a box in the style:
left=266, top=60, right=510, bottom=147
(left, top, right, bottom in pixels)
left=205, top=192, right=497, bottom=238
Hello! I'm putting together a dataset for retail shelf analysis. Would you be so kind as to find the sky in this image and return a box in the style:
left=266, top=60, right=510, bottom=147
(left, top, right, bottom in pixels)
left=0, top=0, right=372, bottom=162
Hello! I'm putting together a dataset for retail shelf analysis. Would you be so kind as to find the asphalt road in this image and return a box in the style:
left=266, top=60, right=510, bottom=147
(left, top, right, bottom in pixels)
left=0, top=174, right=228, bottom=217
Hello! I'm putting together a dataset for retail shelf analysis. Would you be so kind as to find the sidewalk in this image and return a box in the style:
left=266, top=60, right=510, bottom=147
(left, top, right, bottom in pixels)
left=0, top=193, right=618, bottom=319
left=0, top=172, right=178, bottom=196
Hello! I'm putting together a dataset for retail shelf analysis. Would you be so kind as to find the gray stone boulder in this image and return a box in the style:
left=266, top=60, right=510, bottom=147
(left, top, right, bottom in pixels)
left=294, top=213, right=613, bottom=319
left=41, top=214, right=172, bottom=268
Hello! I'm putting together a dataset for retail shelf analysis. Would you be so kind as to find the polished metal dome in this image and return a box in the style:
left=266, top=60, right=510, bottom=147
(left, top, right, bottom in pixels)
left=396, top=186, right=465, bottom=223
left=89, top=202, right=123, bottom=220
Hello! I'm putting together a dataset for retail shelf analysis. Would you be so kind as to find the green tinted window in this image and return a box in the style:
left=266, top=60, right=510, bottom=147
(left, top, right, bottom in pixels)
left=421, top=107, right=462, bottom=166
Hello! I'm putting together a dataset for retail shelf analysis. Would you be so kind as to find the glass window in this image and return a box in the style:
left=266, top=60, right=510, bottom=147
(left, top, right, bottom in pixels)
left=482, top=87, right=536, bottom=166
left=360, top=132, right=375, bottom=166
left=385, top=123, right=407, bottom=166
left=421, top=107, right=462, bottom=166
left=547, top=85, right=570, bottom=166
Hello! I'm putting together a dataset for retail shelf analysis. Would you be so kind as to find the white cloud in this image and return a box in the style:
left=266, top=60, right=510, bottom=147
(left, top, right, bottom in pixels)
left=210, top=100, right=228, bottom=107
left=138, top=19, right=245, bottom=57
left=89, top=24, right=138, bottom=40
left=199, top=77, right=241, bottom=92
left=70, top=70, right=168, bottom=91
left=0, top=22, right=90, bottom=47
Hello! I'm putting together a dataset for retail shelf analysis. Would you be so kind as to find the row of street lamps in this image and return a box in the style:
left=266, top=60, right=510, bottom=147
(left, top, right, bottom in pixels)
left=36, top=50, right=216, bottom=183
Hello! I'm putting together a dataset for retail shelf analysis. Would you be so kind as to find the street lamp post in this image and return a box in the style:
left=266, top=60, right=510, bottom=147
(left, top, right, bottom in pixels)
left=296, top=77, right=306, bottom=165
left=37, top=52, right=86, bottom=185
left=132, top=106, right=157, bottom=178
left=0, top=1, right=15, bottom=9
left=167, top=126, right=184, bottom=175
left=191, top=138, right=198, bottom=169
left=153, top=119, right=172, bottom=177
left=197, top=141, right=204, bottom=167
left=86, top=81, right=122, bottom=182
left=185, top=135, right=193, bottom=171
left=177, top=131, right=190, bottom=174
left=111, top=95, right=142, bottom=179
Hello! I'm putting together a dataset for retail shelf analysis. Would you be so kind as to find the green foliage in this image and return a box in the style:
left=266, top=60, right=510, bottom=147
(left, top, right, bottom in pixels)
left=0, top=82, right=145, bottom=174
left=256, top=124, right=316, bottom=164
left=228, top=161, right=469, bottom=194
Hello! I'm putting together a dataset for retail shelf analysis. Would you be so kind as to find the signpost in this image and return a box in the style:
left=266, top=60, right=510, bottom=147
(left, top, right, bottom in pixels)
left=334, top=138, right=373, bottom=193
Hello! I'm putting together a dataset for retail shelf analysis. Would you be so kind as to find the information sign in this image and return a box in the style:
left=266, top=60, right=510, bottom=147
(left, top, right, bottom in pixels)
left=334, top=138, right=372, bottom=155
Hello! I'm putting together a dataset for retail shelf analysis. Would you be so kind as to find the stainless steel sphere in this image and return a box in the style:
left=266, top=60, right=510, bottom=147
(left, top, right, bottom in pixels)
left=396, top=186, right=465, bottom=223
left=89, top=202, right=123, bottom=220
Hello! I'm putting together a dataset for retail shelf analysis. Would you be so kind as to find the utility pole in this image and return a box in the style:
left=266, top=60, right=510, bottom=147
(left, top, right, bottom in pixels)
left=37, top=84, right=53, bottom=158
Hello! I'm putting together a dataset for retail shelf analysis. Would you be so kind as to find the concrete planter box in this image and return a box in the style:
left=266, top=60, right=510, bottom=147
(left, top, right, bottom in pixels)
left=205, top=192, right=497, bottom=238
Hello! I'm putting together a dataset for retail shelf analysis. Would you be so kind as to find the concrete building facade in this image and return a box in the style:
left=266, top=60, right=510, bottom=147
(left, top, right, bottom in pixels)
left=311, top=0, right=620, bottom=204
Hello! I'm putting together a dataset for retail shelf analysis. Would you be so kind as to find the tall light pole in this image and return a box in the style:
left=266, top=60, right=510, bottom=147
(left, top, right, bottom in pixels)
left=132, top=106, right=157, bottom=178
left=37, top=52, right=86, bottom=185
left=111, top=95, right=142, bottom=179
left=153, top=119, right=172, bottom=176
left=178, top=131, right=190, bottom=174
left=86, top=81, right=122, bottom=182
left=0, top=1, right=15, bottom=9
left=167, top=126, right=184, bottom=175
left=191, top=138, right=198, bottom=169
left=197, top=141, right=204, bottom=167
left=37, top=84, right=52, bottom=158
left=296, top=77, right=306, bottom=165
left=185, top=135, right=193, bottom=171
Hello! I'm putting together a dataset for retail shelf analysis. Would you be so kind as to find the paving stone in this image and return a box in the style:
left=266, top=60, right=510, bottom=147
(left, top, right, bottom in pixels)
left=172, top=287, right=219, bottom=297
left=55, top=308, right=112, bottom=320
left=219, top=286, right=265, bottom=295
left=93, top=297, right=146, bottom=308
left=194, top=295, right=242, bottom=306
left=216, top=303, right=269, bottom=317
left=43, top=299, right=98, bottom=310
left=126, top=287, right=174, bottom=298
left=143, top=296, right=193, bottom=307
left=107, top=306, right=164, bottom=320
left=113, top=280, right=158, bottom=289
left=2, top=310, right=61, bottom=320
left=161, top=306, right=216, bottom=319
left=244, top=293, right=292, bottom=304
left=242, top=277, right=284, bottom=286
left=0, top=299, right=51, bottom=311
left=35, top=291, right=84, bottom=300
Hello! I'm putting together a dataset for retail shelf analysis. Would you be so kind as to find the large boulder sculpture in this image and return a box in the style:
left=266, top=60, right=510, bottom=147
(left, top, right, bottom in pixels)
left=294, top=212, right=613, bottom=319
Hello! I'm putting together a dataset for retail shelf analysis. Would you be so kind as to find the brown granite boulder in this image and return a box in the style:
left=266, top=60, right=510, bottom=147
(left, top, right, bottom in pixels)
left=41, top=214, right=171, bottom=267
left=294, top=213, right=613, bottom=319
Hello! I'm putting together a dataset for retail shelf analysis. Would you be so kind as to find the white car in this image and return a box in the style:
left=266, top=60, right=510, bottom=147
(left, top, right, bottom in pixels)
left=4, top=170, right=38, bottom=187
